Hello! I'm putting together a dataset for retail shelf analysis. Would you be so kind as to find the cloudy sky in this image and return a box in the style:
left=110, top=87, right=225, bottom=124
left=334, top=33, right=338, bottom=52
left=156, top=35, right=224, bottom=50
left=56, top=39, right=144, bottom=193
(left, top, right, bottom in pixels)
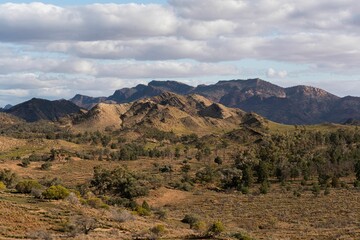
left=0, top=0, right=360, bottom=106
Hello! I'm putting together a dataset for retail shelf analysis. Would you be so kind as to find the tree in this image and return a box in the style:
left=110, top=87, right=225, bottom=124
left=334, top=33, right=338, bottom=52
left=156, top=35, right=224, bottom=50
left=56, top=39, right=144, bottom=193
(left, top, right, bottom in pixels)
left=220, top=168, right=242, bottom=190
left=91, top=167, right=148, bottom=199
left=256, top=161, right=269, bottom=184
left=241, top=164, right=254, bottom=187
left=355, top=160, right=360, bottom=181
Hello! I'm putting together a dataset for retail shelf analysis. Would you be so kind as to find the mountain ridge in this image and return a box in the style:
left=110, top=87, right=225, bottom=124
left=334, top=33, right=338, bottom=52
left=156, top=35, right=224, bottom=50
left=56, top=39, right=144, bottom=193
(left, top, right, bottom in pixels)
left=69, top=78, right=360, bottom=125
left=6, top=98, right=81, bottom=122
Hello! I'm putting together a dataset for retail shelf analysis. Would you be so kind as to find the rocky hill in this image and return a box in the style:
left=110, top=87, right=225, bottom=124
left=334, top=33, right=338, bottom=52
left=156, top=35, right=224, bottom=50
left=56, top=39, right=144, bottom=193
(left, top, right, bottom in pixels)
left=72, top=92, right=250, bottom=135
left=6, top=98, right=81, bottom=122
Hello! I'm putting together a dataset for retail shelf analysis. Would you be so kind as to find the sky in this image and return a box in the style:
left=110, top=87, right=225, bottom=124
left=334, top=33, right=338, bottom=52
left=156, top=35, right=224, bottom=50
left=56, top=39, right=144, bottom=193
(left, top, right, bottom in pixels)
left=0, top=0, right=360, bottom=106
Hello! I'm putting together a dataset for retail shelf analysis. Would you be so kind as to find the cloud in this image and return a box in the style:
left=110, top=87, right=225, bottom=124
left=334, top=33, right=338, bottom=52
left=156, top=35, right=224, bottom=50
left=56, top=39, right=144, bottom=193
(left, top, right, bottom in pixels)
left=0, top=2, right=177, bottom=41
left=0, top=1, right=359, bottom=69
left=266, top=68, right=288, bottom=78
left=0, top=0, right=360, bottom=104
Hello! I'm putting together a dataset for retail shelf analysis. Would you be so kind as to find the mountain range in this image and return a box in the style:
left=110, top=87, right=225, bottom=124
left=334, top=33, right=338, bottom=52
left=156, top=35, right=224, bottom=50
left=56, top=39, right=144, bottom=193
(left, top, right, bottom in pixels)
left=69, top=79, right=360, bottom=125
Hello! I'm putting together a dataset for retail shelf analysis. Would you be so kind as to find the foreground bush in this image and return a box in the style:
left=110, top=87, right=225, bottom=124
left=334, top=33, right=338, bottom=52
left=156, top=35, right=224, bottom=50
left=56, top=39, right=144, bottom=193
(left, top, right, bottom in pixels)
left=42, top=185, right=70, bottom=200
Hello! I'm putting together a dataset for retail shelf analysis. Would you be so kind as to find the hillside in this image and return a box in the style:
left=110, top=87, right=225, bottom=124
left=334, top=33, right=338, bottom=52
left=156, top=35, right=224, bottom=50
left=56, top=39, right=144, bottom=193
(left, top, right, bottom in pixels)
left=6, top=98, right=81, bottom=122
left=72, top=92, right=248, bottom=135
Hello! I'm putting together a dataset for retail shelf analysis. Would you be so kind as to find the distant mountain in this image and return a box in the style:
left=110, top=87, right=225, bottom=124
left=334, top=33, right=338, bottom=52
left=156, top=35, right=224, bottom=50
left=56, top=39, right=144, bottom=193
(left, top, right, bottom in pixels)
left=344, top=118, right=360, bottom=126
left=6, top=98, right=81, bottom=122
left=68, top=78, right=360, bottom=125
left=4, top=104, right=13, bottom=110
left=72, top=92, right=250, bottom=134
left=201, top=80, right=340, bottom=124
left=70, top=94, right=108, bottom=110
left=71, top=80, right=196, bottom=109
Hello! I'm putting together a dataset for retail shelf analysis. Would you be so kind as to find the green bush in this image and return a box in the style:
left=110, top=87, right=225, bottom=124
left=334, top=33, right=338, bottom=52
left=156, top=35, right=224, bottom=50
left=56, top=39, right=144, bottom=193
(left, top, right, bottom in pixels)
left=0, top=181, right=6, bottom=191
left=142, top=200, right=151, bottom=211
left=15, top=180, right=42, bottom=194
left=207, top=221, right=225, bottom=237
left=0, top=169, right=18, bottom=188
left=135, top=206, right=151, bottom=216
left=42, top=185, right=70, bottom=200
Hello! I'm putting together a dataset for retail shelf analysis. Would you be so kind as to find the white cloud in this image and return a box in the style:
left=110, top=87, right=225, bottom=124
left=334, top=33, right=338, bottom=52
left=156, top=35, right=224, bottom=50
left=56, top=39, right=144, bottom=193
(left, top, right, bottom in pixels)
left=0, top=0, right=360, bottom=103
left=267, top=68, right=288, bottom=78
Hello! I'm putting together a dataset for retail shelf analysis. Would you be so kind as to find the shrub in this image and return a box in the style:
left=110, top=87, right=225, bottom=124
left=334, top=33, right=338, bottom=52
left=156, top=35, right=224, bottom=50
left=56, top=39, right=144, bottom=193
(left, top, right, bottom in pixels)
left=233, top=232, right=254, bottom=240
left=0, top=181, right=6, bottom=191
left=67, top=192, right=81, bottom=205
left=142, top=200, right=151, bottom=211
left=42, top=185, right=70, bottom=200
left=196, top=166, right=217, bottom=183
left=135, top=206, right=151, bottom=216
left=241, top=186, right=249, bottom=194
left=20, top=159, right=30, bottom=168
left=220, top=168, right=242, bottom=190
left=354, top=180, right=360, bottom=188
left=150, top=225, right=165, bottom=236
left=0, top=169, right=18, bottom=187
left=15, top=180, right=42, bottom=194
left=31, top=188, right=44, bottom=199
left=311, top=183, right=321, bottom=197
left=86, top=197, right=109, bottom=209
left=41, top=162, right=52, bottom=170
left=324, top=187, right=330, bottom=195
left=207, top=221, right=225, bottom=237
left=259, top=182, right=269, bottom=194
left=192, top=221, right=206, bottom=231
left=111, top=209, right=135, bottom=222
left=66, top=215, right=98, bottom=235
left=182, top=214, right=202, bottom=229
left=214, top=156, right=223, bottom=165
left=155, top=209, right=167, bottom=220
left=28, top=230, right=53, bottom=240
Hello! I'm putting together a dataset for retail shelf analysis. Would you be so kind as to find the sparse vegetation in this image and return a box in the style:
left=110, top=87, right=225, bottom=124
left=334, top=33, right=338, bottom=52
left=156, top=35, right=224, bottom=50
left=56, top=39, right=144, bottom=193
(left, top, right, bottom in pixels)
left=2, top=102, right=360, bottom=239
